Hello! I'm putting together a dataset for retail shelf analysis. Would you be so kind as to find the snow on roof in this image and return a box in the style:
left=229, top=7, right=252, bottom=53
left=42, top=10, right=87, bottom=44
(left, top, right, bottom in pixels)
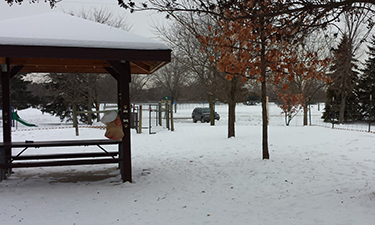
left=0, top=12, right=170, bottom=50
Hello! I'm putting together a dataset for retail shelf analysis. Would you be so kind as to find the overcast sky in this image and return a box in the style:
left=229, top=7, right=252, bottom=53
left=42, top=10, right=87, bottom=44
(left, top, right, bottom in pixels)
left=0, top=0, right=167, bottom=39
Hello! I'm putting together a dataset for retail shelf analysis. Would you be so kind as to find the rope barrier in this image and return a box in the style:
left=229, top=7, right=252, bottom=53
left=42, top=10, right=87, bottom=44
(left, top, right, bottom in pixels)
left=311, top=124, right=375, bottom=134
left=9, top=121, right=375, bottom=135
left=10, top=125, right=106, bottom=132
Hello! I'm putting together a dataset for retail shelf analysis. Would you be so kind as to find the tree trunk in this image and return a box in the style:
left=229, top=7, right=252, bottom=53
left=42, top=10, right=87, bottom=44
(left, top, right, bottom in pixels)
left=209, top=96, right=215, bottom=126
left=285, top=111, right=288, bottom=126
left=228, top=78, right=236, bottom=138
left=303, top=104, right=308, bottom=126
left=73, top=103, right=79, bottom=136
left=260, top=19, right=269, bottom=159
left=228, top=100, right=236, bottom=138
left=87, top=91, right=93, bottom=125
left=261, top=80, right=269, bottom=159
left=286, top=99, right=291, bottom=126
left=339, top=94, right=346, bottom=124
left=95, top=101, right=100, bottom=122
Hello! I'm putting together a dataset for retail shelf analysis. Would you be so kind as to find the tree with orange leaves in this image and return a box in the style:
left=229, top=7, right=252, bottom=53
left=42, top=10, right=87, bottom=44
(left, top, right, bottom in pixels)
left=198, top=0, right=331, bottom=159
left=277, top=92, right=305, bottom=126
left=275, top=32, right=332, bottom=126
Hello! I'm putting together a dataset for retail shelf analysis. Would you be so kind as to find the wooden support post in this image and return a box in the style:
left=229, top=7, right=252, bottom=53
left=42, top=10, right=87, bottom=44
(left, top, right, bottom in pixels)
left=171, top=103, right=174, bottom=131
left=0, top=69, right=4, bottom=181
left=118, top=61, right=132, bottom=183
left=10, top=65, right=24, bottom=78
left=149, top=105, right=152, bottom=134
left=106, top=61, right=132, bottom=183
left=139, top=105, right=142, bottom=134
left=166, top=103, right=170, bottom=130
left=0, top=146, right=4, bottom=181
left=158, top=102, right=162, bottom=126
left=1, top=59, right=12, bottom=181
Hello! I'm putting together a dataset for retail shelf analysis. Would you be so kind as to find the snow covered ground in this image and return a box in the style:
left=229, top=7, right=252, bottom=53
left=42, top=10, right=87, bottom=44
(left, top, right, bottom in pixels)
left=1, top=104, right=375, bottom=225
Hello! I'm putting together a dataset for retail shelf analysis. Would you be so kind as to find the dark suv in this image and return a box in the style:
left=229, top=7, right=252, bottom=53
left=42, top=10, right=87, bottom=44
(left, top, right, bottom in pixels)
left=192, top=107, right=220, bottom=123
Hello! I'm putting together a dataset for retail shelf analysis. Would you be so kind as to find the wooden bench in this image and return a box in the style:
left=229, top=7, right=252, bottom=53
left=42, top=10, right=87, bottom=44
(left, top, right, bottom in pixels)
left=0, top=139, right=121, bottom=171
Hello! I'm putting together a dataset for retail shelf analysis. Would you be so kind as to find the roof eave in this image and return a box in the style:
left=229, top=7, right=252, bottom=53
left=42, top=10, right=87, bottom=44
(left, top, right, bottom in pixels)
left=0, top=45, right=171, bottom=74
left=0, top=44, right=171, bottom=62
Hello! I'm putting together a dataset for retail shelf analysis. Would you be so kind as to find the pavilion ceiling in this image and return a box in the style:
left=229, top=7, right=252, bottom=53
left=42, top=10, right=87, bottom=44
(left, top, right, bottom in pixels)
left=0, top=57, right=168, bottom=74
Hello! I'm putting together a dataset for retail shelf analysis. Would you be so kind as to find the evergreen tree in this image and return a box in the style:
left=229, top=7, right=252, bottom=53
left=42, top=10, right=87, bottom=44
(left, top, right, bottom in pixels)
left=0, top=75, right=41, bottom=110
left=357, top=35, right=375, bottom=122
left=40, top=73, right=96, bottom=124
left=323, top=34, right=360, bottom=123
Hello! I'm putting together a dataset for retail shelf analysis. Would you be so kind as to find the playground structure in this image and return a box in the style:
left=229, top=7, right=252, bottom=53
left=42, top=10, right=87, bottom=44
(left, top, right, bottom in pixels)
left=11, top=111, right=37, bottom=127
left=133, top=102, right=175, bottom=134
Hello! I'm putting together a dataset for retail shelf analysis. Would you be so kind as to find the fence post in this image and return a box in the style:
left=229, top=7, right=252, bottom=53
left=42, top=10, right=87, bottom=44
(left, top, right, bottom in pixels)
left=308, top=99, right=312, bottom=126
left=158, top=102, right=162, bottom=126
left=139, top=105, right=142, bottom=134
left=370, top=95, right=373, bottom=133
left=171, top=102, right=174, bottom=131
left=149, top=105, right=152, bottom=134
left=154, top=105, right=158, bottom=127
left=368, top=122, right=371, bottom=133
left=166, top=103, right=170, bottom=130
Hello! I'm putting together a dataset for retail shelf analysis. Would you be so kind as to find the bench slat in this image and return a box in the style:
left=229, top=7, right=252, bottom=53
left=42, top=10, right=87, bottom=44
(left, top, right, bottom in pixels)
left=0, top=158, right=121, bottom=168
left=12, top=152, right=118, bottom=160
left=0, top=139, right=120, bottom=148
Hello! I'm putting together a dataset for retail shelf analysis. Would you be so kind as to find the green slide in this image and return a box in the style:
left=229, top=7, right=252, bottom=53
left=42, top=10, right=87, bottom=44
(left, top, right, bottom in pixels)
left=11, top=112, right=37, bottom=127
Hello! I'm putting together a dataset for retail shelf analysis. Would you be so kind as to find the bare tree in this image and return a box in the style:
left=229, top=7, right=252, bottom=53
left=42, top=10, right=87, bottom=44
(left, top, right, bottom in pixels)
left=129, top=74, right=155, bottom=101
left=155, top=14, right=245, bottom=136
left=8, top=0, right=375, bottom=15
left=152, top=52, right=191, bottom=104
left=155, top=18, right=225, bottom=124
left=62, top=8, right=133, bottom=123
left=65, top=7, right=133, bottom=32
left=118, top=0, right=375, bottom=32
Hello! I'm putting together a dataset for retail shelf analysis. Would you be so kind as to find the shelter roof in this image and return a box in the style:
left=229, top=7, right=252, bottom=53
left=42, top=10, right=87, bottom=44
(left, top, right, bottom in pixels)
left=0, top=12, right=171, bottom=74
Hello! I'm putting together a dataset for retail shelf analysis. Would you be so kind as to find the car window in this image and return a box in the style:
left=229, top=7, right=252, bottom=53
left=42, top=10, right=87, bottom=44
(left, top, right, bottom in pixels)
left=201, top=108, right=210, bottom=113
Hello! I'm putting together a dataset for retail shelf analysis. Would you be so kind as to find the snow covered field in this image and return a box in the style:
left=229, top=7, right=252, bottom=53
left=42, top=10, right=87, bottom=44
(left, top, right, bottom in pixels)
left=1, top=104, right=375, bottom=225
